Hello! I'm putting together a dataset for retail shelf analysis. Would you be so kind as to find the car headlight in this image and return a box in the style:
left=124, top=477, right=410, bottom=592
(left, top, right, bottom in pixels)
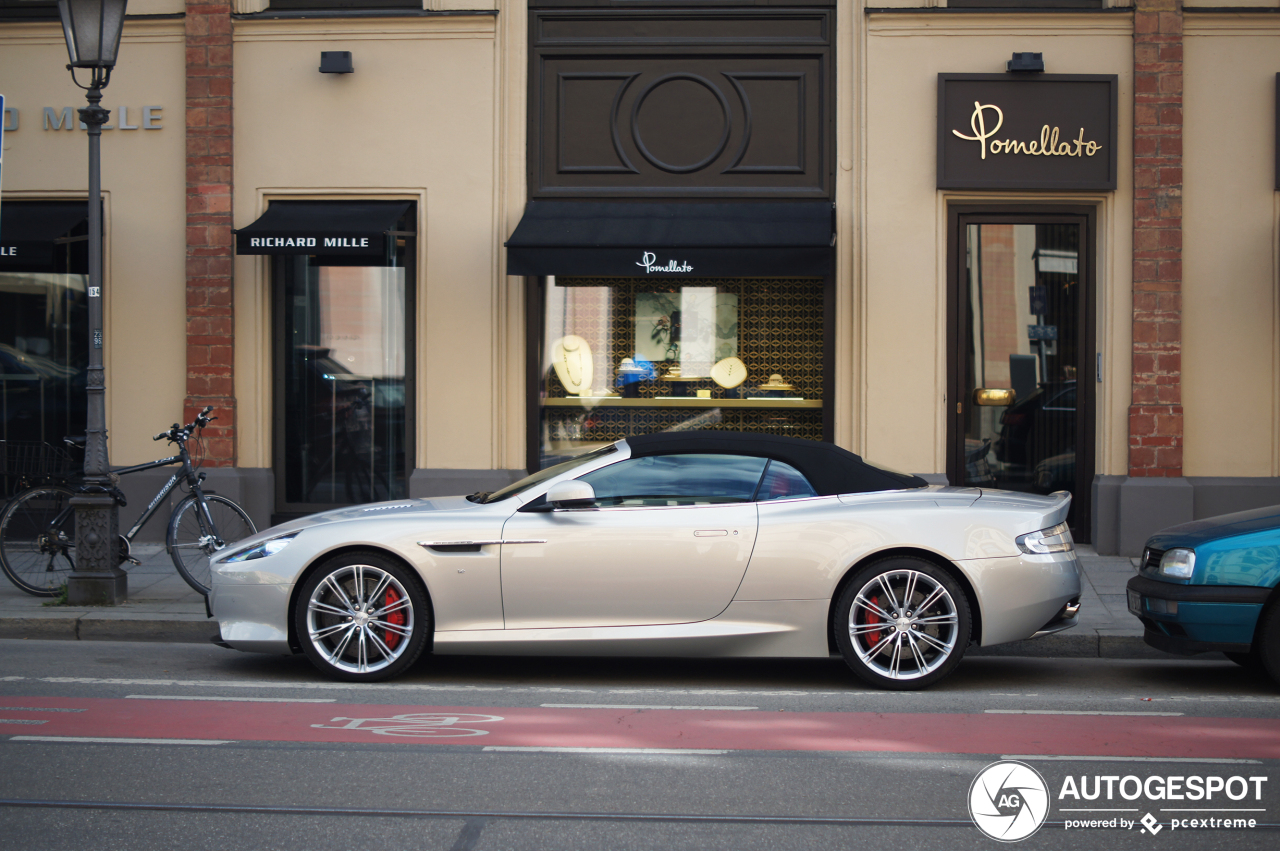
left=221, top=532, right=299, bottom=563
left=1158, top=547, right=1195, bottom=579
left=1016, top=521, right=1074, bottom=554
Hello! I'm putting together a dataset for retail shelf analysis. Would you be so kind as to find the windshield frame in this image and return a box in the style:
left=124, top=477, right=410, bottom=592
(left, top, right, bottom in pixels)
left=482, top=444, right=621, bottom=504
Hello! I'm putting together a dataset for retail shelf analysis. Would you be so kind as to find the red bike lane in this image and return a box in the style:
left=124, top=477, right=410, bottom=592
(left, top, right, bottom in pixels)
left=1, top=697, right=1277, bottom=759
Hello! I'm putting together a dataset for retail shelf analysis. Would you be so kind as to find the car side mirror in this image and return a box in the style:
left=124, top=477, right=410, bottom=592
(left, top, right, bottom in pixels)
left=545, top=479, right=596, bottom=509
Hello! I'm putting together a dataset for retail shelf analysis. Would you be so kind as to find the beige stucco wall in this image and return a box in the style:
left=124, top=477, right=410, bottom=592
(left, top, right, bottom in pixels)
left=1183, top=15, right=1280, bottom=478
left=232, top=14, right=512, bottom=473
left=0, top=19, right=188, bottom=465
left=860, top=13, right=1135, bottom=477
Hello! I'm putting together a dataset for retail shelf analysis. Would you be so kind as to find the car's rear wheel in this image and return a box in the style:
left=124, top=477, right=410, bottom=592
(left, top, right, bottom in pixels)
left=1256, top=598, right=1280, bottom=687
left=294, top=552, right=429, bottom=682
left=834, top=557, right=971, bottom=690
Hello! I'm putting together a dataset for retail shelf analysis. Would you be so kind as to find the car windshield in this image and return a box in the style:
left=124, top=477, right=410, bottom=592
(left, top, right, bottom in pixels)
left=480, top=444, right=618, bottom=504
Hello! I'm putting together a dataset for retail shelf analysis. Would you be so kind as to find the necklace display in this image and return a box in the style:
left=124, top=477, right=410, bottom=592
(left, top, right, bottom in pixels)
left=551, top=335, right=594, bottom=396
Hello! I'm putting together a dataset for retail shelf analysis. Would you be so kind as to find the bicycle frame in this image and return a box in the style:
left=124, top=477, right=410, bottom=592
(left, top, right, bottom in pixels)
left=113, top=452, right=193, bottom=544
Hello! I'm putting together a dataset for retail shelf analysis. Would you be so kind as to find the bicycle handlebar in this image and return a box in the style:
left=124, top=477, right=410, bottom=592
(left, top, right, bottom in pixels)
left=153, top=406, right=218, bottom=443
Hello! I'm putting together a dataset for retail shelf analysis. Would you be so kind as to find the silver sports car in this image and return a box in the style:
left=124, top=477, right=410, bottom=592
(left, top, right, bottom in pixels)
left=210, top=431, right=1082, bottom=689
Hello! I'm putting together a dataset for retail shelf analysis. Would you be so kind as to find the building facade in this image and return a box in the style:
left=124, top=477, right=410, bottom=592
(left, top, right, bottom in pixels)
left=0, top=0, right=1277, bottom=554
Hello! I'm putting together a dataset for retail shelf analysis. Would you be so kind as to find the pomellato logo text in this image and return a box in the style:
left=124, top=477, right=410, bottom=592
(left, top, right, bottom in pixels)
left=637, top=251, right=693, bottom=274
left=952, top=101, right=1103, bottom=161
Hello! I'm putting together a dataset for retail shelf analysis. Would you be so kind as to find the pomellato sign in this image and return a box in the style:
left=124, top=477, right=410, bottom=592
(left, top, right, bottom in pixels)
left=937, top=74, right=1118, bottom=191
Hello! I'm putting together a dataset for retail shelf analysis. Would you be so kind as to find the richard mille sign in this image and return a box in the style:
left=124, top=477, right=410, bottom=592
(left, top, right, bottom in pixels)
left=937, top=74, right=1118, bottom=191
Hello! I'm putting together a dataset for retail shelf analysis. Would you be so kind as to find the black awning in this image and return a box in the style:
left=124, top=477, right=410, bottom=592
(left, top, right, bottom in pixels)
left=0, top=202, right=89, bottom=273
left=234, top=201, right=411, bottom=256
left=505, top=201, right=834, bottom=278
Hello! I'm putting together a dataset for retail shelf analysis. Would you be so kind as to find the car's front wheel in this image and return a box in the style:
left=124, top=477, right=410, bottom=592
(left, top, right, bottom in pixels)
left=294, top=552, right=430, bottom=682
left=1256, top=598, right=1280, bottom=687
left=834, top=557, right=972, bottom=690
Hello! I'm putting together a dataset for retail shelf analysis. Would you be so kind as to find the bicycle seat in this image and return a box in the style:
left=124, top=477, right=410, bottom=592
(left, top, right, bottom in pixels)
left=64, top=436, right=87, bottom=448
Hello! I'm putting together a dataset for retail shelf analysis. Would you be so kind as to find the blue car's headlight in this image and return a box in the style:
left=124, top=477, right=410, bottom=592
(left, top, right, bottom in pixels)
left=1158, top=547, right=1195, bottom=579
left=222, top=532, right=299, bottom=563
left=1016, top=521, right=1074, bottom=554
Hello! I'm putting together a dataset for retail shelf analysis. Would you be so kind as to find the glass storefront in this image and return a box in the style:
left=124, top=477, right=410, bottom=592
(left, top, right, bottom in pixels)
left=537, top=276, right=826, bottom=469
left=954, top=214, right=1093, bottom=536
left=268, top=205, right=415, bottom=515
left=0, top=203, right=89, bottom=495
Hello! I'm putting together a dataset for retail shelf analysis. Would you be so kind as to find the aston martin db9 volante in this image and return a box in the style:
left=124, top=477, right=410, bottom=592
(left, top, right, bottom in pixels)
left=210, top=432, right=1082, bottom=689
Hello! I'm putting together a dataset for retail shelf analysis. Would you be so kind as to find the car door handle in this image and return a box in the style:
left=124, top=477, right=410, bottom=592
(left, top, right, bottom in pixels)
left=693, top=530, right=728, bottom=537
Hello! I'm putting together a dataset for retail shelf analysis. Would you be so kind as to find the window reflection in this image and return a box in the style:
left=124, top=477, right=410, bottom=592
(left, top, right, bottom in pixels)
left=963, top=223, right=1080, bottom=498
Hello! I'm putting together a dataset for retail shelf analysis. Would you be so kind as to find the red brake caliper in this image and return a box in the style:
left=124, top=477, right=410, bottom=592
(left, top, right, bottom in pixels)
left=864, top=594, right=882, bottom=648
left=383, top=588, right=405, bottom=649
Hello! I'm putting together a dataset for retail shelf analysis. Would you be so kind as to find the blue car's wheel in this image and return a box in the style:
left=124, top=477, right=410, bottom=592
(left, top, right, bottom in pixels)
left=1257, top=599, right=1280, bottom=687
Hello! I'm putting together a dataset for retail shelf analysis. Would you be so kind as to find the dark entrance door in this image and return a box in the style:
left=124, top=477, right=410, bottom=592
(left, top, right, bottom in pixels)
left=947, top=207, right=1096, bottom=541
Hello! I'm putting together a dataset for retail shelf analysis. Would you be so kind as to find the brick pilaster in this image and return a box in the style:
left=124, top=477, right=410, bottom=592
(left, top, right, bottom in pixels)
left=184, top=0, right=235, bottom=465
left=1129, top=0, right=1183, bottom=477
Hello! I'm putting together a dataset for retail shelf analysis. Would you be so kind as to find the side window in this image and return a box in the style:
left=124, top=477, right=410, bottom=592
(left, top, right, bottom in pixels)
left=756, top=460, right=818, bottom=501
left=579, top=454, right=767, bottom=506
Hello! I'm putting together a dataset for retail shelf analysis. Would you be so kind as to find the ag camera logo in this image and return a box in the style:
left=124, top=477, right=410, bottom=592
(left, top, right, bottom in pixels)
left=969, top=760, right=1051, bottom=842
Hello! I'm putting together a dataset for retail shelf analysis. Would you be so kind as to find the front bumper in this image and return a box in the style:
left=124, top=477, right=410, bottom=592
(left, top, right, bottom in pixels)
left=1126, top=575, right=1269, bottom=655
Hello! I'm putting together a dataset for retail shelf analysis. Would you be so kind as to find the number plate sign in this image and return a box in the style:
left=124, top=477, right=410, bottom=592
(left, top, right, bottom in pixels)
left=1127, top=589, right=1142, bottom=616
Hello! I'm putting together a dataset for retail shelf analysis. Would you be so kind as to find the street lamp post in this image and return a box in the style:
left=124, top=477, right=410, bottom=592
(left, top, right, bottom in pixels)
left=58, top=0, right=129, bottom=605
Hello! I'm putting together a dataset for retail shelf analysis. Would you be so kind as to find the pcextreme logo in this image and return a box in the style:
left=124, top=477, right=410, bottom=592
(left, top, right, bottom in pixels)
left=969, top=761, right=1051, bottom=842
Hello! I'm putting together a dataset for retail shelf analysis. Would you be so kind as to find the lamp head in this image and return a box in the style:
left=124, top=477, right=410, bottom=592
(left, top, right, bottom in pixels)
left=57, top=0, right=129, bottom=70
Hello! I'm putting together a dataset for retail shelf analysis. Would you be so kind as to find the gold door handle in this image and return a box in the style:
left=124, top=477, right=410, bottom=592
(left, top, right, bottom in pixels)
left=972, top=388, right=1017, bottom=407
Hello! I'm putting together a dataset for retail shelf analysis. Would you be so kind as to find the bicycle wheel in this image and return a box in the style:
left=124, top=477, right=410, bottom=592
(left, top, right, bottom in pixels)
left=0, top=485, right=76, bottom=596
left=167, top=494, right=256, bottom=595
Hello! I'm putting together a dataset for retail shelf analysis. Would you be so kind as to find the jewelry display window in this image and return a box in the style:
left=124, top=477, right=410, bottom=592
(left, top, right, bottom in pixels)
left=537, top=277, right=826, bottom=468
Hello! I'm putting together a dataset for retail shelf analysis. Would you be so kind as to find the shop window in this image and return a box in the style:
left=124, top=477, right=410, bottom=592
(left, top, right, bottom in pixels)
left=267, top=0, right=421, bottom=10
left=266, top=203, right=416, bottom=516
left=0, top=1, right=59, bottom=20
left=536, top=277, right=827, bottom=470
left=947, top=0, right=1103, bottom=8
left=0, top=202, right=90, bottom=495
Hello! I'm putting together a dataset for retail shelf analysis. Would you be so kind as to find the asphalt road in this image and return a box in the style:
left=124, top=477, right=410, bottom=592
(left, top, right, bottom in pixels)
left=0, top=640, right=1277, bottom=850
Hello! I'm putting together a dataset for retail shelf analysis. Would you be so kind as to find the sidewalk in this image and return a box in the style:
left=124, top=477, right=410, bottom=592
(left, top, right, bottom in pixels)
left=0, top=542, right=1156, bottom=657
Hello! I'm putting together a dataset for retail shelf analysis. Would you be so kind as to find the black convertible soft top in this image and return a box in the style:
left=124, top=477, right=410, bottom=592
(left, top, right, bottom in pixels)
left=624, top=431, right=927, bottom=496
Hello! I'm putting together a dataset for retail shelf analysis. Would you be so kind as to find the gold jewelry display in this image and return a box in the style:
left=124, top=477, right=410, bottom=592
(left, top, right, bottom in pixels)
left=710, top=356, right=747, bottom=389
left=759, top=373, right=794, bottom=391
left=551, top=335, right=593, bottom=397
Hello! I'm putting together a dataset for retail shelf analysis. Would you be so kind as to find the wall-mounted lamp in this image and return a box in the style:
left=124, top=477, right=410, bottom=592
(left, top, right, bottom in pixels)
left=319, top=51, right=353, bottom=74
left=1006, top=52, right=1045, bottom=73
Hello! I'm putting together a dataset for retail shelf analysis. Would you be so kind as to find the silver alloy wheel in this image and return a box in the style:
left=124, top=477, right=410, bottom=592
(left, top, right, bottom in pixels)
left=305, top=563, right=415, bottom=675
left=847, top=568, right=960, bottom=680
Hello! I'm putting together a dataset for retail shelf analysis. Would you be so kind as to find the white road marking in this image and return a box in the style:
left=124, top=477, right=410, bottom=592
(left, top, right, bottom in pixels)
left=483, top=746, right=729, bottom=755
left=540, top=704, right=757, bottom=711
left=0, top=707, right=84, bottom=713
left=9, top=736, right=229, bottom=746
left=1003, top=754, right=1263, bottom=764
left=0, top=720, right=46, bottom=725
left=125, top=695, right=336, bottom=703
left=986, top=710, right=1184, bottom=716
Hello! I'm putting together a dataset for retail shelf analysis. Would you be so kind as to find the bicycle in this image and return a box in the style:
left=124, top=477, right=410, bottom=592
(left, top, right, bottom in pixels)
left=0, top=406, right=256, bottom=597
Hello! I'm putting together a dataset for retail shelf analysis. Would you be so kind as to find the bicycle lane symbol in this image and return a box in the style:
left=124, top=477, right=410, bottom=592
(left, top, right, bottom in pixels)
left=310, top=713, right=505, bottom=738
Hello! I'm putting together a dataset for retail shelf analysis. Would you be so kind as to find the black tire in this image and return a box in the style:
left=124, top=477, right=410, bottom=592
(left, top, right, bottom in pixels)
left=167, top=494, right=256, bottom=594
left=0, top=485, right=76, bottom=596
left=1256, top=599, right=1280, bottom=688
left=294, top=552, right=430, bottom=682
left=834, top=557, right=972, bottom=690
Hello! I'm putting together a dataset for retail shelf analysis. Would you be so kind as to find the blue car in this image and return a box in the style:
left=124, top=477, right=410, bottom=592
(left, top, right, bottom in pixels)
left=1127, top=505, right=1280, bottom=684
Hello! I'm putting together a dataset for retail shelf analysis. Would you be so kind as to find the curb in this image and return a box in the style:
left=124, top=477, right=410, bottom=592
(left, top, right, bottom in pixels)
left=970, top=632, right=1165, bottom=659
left=0, top=613, right=218, bottom=644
